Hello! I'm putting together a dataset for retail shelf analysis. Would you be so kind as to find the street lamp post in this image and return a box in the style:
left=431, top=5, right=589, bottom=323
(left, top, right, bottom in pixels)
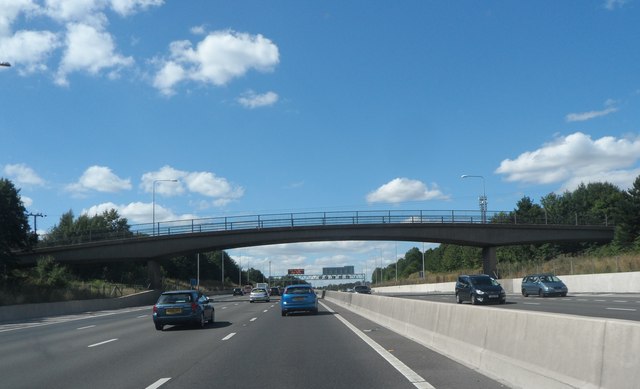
left=461, top=174, right=487, bottom=223
left=152, top=179, right=177, bottom=236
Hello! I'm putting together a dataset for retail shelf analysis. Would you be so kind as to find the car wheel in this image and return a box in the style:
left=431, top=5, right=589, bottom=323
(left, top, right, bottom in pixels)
left=210, top=310, right=215, bottom=324
left=456, top=293, right=462, bottom=304
left=471, top=294, right=478, bottom=305
left=561, top=292, right=567, bottom=297
left=281, top=310, right=287, bottom=317
left=312, top=308, right=318, bottom=315
left=155, top=323, right=163, bottom=331
left=538, top=289, right=545, bottom=298
left=522, top=289, right=529, bottom=297
left=266, top=299, right=270, bottom=303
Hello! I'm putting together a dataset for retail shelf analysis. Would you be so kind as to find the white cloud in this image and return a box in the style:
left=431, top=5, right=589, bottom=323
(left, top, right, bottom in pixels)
left=141, top=165, right=244, bottom=206
left=190, top=24, right=207, bottom=35
left=55, top=22, right=134, bottom=86
left=603, top=0, right=628, bottom=10
left=0, top=29, right=60, bottom=73
left=366, top=178, right=450, bottom=204
left=20, top=195, right=33, bottom=207
left=109, top=0, right=164, bottom=16
left=495, top=132, right=640, bottom=191
left=3, top=163, right=46, bottom=186
left=237, top=90, right=278, bottom=108
left=43, top=0, right=107, bottom=26
left=67, top=165, right=132, bottom=193
left=152, top=30, right=279, bottom=96
left=82, top=200, right=196, bottom=224
left=0, top=0, right=160, bottom=84
left=565, top=100, right=618, bottom=122
left=0, top=0, right=39, bottom=37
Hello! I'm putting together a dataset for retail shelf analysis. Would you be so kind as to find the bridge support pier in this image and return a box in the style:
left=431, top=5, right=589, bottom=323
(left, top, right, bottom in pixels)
left=147, top=260, right=162, bottom=289
left=482, top=246, right=498, bottom=278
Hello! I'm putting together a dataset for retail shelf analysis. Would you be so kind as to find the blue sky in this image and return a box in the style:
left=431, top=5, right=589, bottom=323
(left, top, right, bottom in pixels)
left=2, top=1, right=639, bottom=284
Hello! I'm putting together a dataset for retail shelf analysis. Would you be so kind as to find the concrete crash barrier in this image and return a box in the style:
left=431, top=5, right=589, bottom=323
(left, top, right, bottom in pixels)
left=0, top=290, right=162, bottom=323
left=325, top=291, right=640, bottom=389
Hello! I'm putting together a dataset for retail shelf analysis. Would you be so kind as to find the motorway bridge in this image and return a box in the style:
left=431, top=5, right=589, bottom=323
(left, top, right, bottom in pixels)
left=17, top=210, right=615, bottom=287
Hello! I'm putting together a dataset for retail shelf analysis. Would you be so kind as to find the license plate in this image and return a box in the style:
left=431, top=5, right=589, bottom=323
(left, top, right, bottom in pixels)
left=166, top=308, right=182, bottom=315
left=489, top=295, right=498, bottom=298
left=293, top=297, right=305, bottom=301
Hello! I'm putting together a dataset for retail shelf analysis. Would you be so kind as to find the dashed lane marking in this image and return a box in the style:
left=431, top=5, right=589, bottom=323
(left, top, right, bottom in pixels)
left=88, top=338, right=118, bottom=348
left=222, top=333, right=236, bottom=341
left=145, top=378, right=171, bottom=389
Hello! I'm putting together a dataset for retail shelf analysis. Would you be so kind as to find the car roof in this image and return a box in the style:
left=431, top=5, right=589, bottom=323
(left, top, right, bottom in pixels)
left=285, top=284, right=311, bottom=288
left=525, top=273, right=555, bottom=277
left=161, top=290, right=197, bottom=294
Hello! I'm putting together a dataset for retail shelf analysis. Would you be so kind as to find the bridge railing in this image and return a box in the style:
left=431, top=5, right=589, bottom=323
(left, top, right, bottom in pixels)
left=37, top=209, right=612, bottom=248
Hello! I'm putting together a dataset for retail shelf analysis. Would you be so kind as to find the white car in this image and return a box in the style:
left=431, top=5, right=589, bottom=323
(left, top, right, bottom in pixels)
left=249, top=288, right=270, bottom=303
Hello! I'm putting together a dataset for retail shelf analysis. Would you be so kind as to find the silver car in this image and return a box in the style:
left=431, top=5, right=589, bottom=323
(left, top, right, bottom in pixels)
left=249, top=288, right=270, bottom=303
left=521, top=273, right=568, bottom=297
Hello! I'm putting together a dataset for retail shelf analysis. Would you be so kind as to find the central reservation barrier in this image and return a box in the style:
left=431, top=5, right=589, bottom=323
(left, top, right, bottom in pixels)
left=324, top=290, right=640, bottom=389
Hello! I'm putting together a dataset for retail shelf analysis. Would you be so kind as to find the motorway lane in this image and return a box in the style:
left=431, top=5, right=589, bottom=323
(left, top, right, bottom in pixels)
left=387, top=293, right=640, bottom=321
left=0, top=295, right=508, bottom=389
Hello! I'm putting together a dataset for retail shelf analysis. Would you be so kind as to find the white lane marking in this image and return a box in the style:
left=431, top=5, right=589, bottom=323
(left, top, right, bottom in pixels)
left=222, top=333, right=236, bottom=341
left=146, top=378, right=171, bottom=389
left=137, top=315, right=147, bottom=318
left=613, top=300, right=628, bottom=303
left=0, top=306, right=150, bottom=333
left=250, top=317, right=257, bottom=322
left=320, top=301, right=435, bottom=389
left=88, top=338, right=118, bottom=348
left=77, top=325, right=96, bottom=330
left=523, top=302, right=540, bottom=305
left=222, top=306, right=228, bottom=309
left=263, top=310, right=268, bottom=313
left=576, top=299, right=589, bottom=302
left=606, top=308, right=636, bottom=312
left=595, top=300, right=606, bottom=302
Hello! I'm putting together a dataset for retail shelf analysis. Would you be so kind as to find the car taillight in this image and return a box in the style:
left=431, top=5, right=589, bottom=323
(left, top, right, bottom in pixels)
left=191, top=302, right=198, bottom=312
left=153, top=305, right=158, bottom=313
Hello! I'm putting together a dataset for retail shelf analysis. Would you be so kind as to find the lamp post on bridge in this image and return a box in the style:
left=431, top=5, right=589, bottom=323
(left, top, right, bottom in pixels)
left=152, top=179, right=178, bottom=236
left=461, top=174, right=487, bottom=224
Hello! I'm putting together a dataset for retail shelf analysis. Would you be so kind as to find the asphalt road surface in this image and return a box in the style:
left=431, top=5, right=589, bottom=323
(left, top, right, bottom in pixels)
left=0, top=296, right=508, bottom=389
left=385, top=292, right=640, bottom=321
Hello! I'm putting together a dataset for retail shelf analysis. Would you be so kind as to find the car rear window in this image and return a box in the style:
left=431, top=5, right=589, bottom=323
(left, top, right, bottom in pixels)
left=158, top=293, right=192, bottom=304
left=285, top=287, right=312, bottom=294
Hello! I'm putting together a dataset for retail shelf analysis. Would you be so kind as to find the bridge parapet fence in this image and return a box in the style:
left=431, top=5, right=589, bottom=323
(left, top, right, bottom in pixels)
left=38, top=209, right=611, bottom=248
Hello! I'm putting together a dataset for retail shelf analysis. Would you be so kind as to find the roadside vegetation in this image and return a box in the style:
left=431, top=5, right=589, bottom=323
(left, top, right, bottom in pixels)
left=1, top=175, right=640, bottom=303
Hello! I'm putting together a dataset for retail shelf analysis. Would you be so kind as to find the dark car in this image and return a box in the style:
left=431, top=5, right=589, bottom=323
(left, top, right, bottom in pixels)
left=354, top=285, right=371, bottom=294
left=270, top=287, right=281, bottom=296
left=455, top=274, right=506, bottom=305
left=280, top=284, right=318, bottom=316
left=232, top=287, right=244, bottom=296
left=152, top=290, right=215, bottom=331
left=521, top=273, right=568, bottom=297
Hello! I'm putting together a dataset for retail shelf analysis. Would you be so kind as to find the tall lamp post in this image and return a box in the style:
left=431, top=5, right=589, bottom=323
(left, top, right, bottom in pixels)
left=152, top=179, right=177, bottom=236
left=461, top=174, right=487, bottom=223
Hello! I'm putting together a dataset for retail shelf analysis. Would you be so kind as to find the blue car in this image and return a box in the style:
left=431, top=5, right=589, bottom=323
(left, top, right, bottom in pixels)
left=521, top=273, right=568, bottom=297
left=153, top=290, right=215, bottom=331
left=280, top=284, right=318, bottom=316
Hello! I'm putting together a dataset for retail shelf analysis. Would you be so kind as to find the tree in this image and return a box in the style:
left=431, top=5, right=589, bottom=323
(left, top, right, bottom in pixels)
left=0, top=178, right=32, bottom=275
left=44, top=209, right=132, bottom=245
left=614, top=175, right=640, bottom=249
